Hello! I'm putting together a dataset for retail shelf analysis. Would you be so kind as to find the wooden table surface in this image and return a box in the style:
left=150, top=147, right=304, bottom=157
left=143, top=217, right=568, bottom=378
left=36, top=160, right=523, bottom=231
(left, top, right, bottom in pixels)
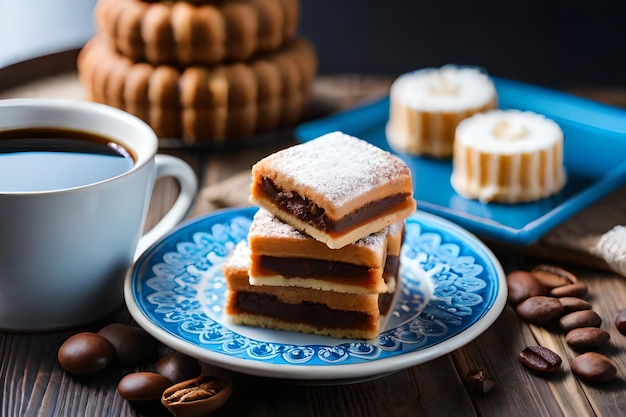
left=1, top=56, right=626, bottom=417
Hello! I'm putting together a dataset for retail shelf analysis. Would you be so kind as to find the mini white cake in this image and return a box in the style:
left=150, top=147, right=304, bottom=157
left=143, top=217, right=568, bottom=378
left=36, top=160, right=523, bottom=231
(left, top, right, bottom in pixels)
left=451, top=109, right=566, bottom=203
left=386, top=65, right=497, bottom=158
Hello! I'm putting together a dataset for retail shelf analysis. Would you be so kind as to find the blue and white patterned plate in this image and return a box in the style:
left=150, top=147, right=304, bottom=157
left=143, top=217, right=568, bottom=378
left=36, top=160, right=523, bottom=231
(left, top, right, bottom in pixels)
left=125, top=207, right=507, bottom=382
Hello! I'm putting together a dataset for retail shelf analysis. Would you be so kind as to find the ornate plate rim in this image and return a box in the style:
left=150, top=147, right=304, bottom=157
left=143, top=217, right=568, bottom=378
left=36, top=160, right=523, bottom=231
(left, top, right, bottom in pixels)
left=125, top=207, right=507, bottom=382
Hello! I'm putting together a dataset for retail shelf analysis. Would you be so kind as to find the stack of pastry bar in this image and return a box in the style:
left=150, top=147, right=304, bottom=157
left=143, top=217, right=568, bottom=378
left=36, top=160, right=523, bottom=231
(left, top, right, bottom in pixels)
left=223, top=131, right=416, bottom=339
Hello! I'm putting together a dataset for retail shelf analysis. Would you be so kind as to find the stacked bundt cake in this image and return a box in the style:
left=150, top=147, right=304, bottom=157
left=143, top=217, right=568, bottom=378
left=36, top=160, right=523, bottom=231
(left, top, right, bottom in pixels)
left=78, top=0, right=317, bottom=144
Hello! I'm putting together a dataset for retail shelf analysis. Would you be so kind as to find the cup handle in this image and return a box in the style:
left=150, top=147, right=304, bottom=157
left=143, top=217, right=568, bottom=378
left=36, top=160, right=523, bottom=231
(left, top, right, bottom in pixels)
left=134, top=154, right=198, bottom=260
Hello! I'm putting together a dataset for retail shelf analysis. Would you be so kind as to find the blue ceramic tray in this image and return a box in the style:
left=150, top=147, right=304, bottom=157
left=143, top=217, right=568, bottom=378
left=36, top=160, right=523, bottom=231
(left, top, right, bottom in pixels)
left=295, top=78, right=626, bottom=245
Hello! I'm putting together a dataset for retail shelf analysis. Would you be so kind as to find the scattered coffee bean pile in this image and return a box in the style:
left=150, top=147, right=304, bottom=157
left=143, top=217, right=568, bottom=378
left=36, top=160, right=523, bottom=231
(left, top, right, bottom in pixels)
left=57, top=323, right=232, bottom=416
left=507, top=265, right=621, bottom=383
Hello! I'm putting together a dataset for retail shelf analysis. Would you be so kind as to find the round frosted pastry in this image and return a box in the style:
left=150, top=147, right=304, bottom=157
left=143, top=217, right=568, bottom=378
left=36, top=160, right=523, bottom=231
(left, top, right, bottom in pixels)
left=386, top=65, right=497, bottom=158
left=451, top=109, right=566, bottom=204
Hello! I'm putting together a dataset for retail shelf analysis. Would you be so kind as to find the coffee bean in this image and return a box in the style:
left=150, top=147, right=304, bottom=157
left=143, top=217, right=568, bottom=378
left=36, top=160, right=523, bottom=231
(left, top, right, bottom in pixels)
left=570, top=352, right=617, bottom=383
left=463, top=368, right=495, bottom=395
left=565, top=327, right=610, bottom=350
left=549, top=282, right=588, bottom=298
left=98, top=323, right=159, bottom=365
left=518, top=346, right=562, bottom=374
left=515, top=296, right=564, bottom=325
left=117, top=372, right=173, bottom=401
left=615, top=309, right=626, bottom=336
left=559, top=297, right=592, bottom=314
left=506, top=270, right=546, bottom=306
left=118, top=372, right=173, bottom=416
left=531, top=265, right=577, bottom=289
left=57, top=332, right=115, bottom=374
left=156, top=351, right=201, bottom=384
left=559, top=310, right=602, bottom=332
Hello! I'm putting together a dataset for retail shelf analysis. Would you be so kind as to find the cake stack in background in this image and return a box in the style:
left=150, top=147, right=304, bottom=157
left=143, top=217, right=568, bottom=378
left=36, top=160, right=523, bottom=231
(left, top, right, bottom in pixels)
left=223, top=131, right=416, bottom=340
left=77, top=0, right=317, bottom=144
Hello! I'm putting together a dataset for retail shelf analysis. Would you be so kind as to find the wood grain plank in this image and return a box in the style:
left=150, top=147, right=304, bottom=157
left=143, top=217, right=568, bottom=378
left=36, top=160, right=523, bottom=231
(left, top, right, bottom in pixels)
left=312, top=357, right=473, bottom=417
left=452, top=306, right=568, bottom=417
left=0, top=329, right=132, bottom=417
left=220, top=356, right=476, bottom=417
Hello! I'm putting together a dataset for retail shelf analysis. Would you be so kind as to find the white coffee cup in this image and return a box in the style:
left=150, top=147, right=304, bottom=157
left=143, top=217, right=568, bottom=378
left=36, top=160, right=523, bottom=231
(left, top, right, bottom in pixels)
left=0, top=98, right=198, bottom=331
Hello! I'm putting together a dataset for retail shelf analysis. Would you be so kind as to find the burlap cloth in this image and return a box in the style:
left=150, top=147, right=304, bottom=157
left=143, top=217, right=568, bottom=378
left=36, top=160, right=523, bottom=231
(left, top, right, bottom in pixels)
left=192, top=170, right=626, bottom=277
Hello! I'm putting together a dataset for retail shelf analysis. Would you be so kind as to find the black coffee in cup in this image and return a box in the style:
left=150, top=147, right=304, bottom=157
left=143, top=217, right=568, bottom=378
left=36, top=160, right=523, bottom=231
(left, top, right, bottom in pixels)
left=0, top=127, right=135, bottom=192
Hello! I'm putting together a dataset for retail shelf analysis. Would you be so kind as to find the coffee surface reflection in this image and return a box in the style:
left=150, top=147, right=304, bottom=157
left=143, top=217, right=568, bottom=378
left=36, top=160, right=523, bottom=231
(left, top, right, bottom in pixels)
left=0, top=127, right=135, bottom=192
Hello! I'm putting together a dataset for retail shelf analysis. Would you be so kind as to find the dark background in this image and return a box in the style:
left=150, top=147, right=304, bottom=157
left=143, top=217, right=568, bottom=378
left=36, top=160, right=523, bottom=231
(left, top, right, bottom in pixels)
left=297, top=0, right=626, bottom=88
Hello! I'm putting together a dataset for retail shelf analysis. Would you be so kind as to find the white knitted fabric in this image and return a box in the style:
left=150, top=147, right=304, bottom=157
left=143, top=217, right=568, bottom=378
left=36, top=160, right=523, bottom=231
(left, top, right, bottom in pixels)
left=595, top=225, right=626, bottom=276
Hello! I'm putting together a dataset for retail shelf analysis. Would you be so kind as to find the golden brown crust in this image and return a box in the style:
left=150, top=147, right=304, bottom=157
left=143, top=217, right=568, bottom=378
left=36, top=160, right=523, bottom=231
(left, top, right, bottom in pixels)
left=223, top=256, right=381, bottom=313
left=77, top=35, right=317, bottom=142
left=250, top=133, right=415, bottom=221
left=95, top=0, right=300, bottom=66
left=248, top=209, right=389, bottom=267
left=246, top=211, right=396, bottom=294
left=223, top=244, right=382, bottom=340
left=226, top=310, right=380, bottom=340
left=250, top=197, right=415, bottom=250
left=248, top=132, right=415, bottom=249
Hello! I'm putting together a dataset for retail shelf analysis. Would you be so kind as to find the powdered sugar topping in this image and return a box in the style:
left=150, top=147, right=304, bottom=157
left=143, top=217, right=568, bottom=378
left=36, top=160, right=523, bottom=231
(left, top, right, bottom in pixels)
left=390, top=65, right=496, bottom=112
left=224, top=241, right=250, bottom=270
left=251, top=208, right=388, bottom=247
left=456, top=109, right=563, bottom=153
left=255, top=132, right=410, bottom=207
